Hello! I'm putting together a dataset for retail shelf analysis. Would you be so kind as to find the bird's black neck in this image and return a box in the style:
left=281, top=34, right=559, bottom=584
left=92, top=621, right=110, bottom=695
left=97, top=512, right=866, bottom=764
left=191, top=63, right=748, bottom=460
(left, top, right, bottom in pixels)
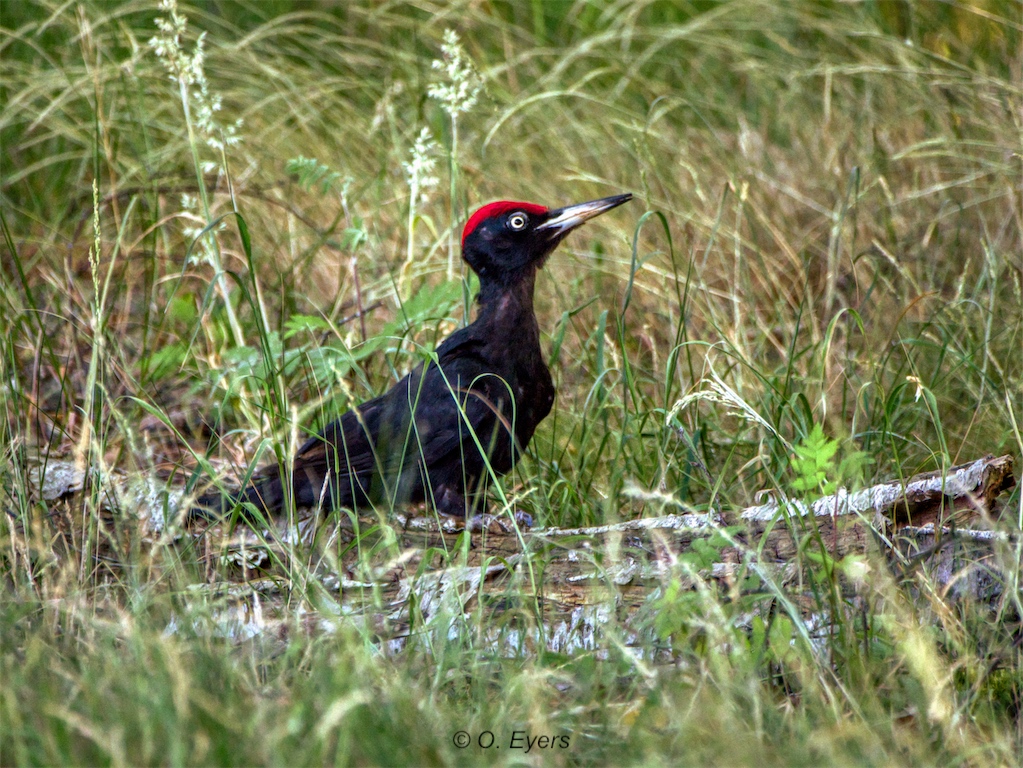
left=474, top=268, right=540, bottom=336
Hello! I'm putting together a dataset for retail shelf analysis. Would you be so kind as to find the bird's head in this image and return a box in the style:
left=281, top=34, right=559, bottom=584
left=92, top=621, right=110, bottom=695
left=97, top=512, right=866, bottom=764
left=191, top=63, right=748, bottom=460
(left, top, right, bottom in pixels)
left=460, top=193, right=633, bottom=283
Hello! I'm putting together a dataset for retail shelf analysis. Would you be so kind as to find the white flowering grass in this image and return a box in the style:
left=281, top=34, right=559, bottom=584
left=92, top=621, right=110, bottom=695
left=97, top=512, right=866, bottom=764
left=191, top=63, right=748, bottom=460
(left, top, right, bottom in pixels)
left=149, top=0, right=244, bottom=346
left=400, top=127, right=440, bottom=293
left=427, top=30, right=482, bottom=119
left=149, top=0, right=242, bottom=153
left=428, top=30, right=482, bottom=280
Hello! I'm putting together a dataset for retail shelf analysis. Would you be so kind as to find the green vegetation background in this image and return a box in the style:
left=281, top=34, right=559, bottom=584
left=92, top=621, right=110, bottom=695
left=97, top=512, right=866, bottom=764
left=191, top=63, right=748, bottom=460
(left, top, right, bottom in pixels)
left=2, top=1, right=1021, bottom=765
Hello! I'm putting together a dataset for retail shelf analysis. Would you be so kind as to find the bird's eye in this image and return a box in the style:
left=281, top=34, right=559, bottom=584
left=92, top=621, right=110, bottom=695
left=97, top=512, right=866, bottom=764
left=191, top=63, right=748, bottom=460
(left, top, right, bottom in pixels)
left=508, top=212, right=528, bottom=230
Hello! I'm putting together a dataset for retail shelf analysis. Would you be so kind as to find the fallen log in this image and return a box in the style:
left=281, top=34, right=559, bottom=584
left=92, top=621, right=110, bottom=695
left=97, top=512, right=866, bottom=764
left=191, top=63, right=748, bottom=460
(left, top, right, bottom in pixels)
left=13, top=453, right=1018, bottom=651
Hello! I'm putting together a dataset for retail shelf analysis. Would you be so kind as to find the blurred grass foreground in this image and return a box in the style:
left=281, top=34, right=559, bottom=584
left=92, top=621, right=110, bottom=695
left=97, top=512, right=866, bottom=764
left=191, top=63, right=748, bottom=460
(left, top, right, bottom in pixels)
left=2, top=1, right=1021, bottom=765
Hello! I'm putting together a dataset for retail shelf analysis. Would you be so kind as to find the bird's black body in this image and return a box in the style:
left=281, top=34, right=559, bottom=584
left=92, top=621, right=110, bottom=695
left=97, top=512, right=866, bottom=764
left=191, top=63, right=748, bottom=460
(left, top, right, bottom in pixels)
left=194, top=193, right=631, bottom=521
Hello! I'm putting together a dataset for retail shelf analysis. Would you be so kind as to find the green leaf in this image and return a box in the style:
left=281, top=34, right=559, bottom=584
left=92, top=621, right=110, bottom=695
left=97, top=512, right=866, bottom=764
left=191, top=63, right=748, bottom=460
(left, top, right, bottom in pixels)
left=141, top=341, right=188, bottom=382
left=167, top=295, right=197, bottom=324
left=284, top=314, right=332, bottom=339
left=790, top=423, right=839, bottom=493
left=286, top=155, right=344, bottom=195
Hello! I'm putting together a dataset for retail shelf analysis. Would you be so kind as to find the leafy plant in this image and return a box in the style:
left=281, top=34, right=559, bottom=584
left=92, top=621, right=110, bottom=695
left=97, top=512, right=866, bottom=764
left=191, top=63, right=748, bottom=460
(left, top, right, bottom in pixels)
left=286, top=155, right=346, bottom=196
left=790, top=423, right=873, bottom=495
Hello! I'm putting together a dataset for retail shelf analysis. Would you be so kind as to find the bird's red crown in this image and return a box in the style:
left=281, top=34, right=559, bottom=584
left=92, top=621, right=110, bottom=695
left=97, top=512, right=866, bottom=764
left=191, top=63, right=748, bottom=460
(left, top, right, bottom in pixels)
left=461, top=201, right=549, bottom=247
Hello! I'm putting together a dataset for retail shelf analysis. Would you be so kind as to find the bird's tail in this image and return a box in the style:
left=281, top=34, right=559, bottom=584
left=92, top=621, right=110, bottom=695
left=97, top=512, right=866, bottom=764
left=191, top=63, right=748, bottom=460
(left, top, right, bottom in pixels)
left=190, top=470, right=288, bottom=524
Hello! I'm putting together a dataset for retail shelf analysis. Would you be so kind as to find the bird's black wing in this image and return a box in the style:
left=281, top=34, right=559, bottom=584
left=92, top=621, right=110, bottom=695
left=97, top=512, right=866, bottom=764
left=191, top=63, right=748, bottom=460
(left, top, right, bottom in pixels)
left=286, top=330, right=502, bottom=511
left=395, top=338, right=527, bottom=508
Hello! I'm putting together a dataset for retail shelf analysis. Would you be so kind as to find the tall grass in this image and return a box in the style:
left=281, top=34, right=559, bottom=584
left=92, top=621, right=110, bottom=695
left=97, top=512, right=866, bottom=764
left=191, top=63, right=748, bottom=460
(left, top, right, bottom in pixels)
left=2, top=0, right=1021, bottom=764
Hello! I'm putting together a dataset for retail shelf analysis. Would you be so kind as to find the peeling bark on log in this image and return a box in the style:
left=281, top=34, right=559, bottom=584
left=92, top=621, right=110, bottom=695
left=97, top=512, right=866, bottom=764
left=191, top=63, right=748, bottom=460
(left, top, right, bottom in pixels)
left=11, top=453, right=1020, bottom=651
